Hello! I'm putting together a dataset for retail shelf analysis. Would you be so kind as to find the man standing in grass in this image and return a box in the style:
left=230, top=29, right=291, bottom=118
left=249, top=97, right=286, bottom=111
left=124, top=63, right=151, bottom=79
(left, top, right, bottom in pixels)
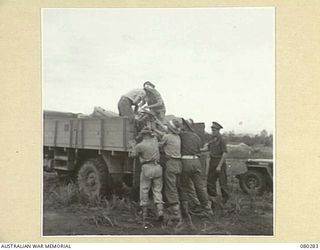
left=179, top=118, right=213, bottom=217
left=131, top=127, right=164, bottom=225
left=206, top=122, right=229, bottom=204
left=158, top=119, right=183, bottom=222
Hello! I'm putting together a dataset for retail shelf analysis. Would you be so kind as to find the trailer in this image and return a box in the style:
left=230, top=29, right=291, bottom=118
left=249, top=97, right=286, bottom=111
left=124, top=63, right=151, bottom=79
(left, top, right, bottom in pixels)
left=43, top=110, right=139, bottom=200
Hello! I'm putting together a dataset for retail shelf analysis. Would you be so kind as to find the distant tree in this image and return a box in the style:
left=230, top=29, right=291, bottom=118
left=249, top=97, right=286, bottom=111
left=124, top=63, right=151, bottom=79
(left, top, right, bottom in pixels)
left=243, top=135, right=254, bottom=146
left=259, top=129, right=269, bottom=145
left=209, top=129, right=273, bottom=148
left=228, top=130, right=235, bottom=137
left=265, top=134, right=273, bottom=147
left=260, top=129, right=268, bottom=137
left=220, top=129, right=273, bottom=148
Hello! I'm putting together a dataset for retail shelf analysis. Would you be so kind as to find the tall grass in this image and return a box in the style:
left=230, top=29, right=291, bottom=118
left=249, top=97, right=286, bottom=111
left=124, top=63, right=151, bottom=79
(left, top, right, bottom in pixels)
left=44, top=182, right=80, bottom=209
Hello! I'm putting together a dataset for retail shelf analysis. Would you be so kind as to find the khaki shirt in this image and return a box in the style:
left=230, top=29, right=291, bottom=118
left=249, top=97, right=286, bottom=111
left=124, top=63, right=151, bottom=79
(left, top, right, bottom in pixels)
left=180, top=131, right=201, bottom=156
left=133, top=137, right=160, bottom=163
left=145, top=87, right=166, bottom=111
left=208, top=135, right=227, bottom=158
left=123, top=89, right=146, bottom=105
left=159, top=133, right=181, bottom=158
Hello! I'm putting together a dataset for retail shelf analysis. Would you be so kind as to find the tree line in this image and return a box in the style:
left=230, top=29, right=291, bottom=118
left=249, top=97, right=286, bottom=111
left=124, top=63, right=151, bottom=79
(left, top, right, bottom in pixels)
left=204, top=129, right=273, bottom=147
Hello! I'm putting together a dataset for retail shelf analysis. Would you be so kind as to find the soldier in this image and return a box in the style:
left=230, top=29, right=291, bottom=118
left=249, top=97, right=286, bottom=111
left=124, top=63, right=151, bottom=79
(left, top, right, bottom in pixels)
left=158, top=119, right=182, bottom=221
left=179, top=119, right=213, bottom=216
left=131, top=127, right=164, bottom=224
left=206, top=121, right=229, bottom=204
left=118, top=89, right=146, bottom=119
left=143, top=81, right=166, bottom=122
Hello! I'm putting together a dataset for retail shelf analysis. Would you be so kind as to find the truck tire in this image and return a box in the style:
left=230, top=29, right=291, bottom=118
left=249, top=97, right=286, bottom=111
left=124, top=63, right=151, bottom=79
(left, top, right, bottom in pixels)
left=239, top=170, right=266, bottom=195
left=77, top=158, right=110, bottom=202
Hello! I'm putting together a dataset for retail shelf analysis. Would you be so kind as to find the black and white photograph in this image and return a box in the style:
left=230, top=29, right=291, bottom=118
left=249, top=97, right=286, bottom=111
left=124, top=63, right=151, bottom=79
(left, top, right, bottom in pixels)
left=42, top=8, right=274, bottom=236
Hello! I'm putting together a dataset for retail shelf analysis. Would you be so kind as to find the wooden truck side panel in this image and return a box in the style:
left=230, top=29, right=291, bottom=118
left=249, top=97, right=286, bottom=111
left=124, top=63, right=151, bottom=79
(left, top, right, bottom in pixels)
left=44, top=120, right=56, bottom=146
left=44, top=117, right=135, bottom=151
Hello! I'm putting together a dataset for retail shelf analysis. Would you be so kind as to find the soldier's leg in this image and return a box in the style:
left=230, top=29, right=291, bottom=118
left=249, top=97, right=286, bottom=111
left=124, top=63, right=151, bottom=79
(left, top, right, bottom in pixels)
left=179, top=169, right=191, bottom=205
left=140, top=172, right=151, bottom=207
left=118, top=97, right=134, bottom=119
left=164, top=159, right=182, bottom=221
left=192, top=171, right=210, bottom=206
left=186, top=179, right=201, bottom=207
left=164, top=161, right=180, bottom=205
left=181, top=159, right=199, bottom=206
left=153, top=111, right=167, bottom=131
left=179, top=170, right=197, bottom=225
left=140, top=172, right=152, bottom=223
left=152, top=176, right=164, bottom=220
left=159, top=154, right=168, bottom=204
left=219, top=162, right=230, bottom=202
left=189, top=159, right=213, bottom=215
left=207, top=158, right=219, bottom=197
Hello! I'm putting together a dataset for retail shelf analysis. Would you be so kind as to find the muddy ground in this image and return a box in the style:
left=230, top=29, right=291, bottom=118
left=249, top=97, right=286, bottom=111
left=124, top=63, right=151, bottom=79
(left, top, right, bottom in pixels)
left=43, top=159, right=273, bottom=236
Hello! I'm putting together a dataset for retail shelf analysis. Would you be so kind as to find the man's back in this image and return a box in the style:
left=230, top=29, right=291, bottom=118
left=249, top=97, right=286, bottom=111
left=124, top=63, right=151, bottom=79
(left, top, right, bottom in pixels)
left=159, top=133, right=181, bottom=158
left=123, top=89, right=146, bottom=103
left=134, top=137, right=160, bottom=163
left=180, top=130, right=202, bottom=156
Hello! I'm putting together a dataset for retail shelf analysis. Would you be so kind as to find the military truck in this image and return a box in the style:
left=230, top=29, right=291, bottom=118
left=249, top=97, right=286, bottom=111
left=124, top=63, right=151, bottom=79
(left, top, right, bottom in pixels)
left=237, top=159, right=273, bottom=195
left=43, top=110, right=207, bottom=200
left=43, top=110, right=139, bottom=200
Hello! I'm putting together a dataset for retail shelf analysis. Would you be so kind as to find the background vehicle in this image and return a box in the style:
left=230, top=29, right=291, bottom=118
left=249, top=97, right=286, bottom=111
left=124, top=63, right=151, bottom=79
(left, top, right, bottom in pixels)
left=237, top=159, right=273, bottom=195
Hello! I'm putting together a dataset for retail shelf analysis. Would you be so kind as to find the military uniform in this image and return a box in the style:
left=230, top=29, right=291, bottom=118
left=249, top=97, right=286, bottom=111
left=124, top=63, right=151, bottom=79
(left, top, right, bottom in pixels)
left=158, top=120, right=182, bottom=220
left=179, top=120, right=212, bottom=215
left=144, top=83, right=166, bottom=122
left=207, top=122, right=229, bottom=202
left=118, top=89, right=146, bottom=118
left=132, top=128, right=164, bottom=222
left=159, top=132, right=182, bottom=205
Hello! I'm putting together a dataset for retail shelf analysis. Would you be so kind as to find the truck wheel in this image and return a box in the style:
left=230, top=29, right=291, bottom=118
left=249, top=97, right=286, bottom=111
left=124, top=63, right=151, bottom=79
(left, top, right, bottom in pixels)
left=77, top=158, right=110, bottom=202
left=239, top=170, right=266, bottom=195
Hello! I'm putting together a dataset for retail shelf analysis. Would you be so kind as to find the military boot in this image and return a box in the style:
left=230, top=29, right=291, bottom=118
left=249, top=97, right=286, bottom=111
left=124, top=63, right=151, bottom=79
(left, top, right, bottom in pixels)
left=141, top=206, right=148, bottom=226
left=156, top=203, right=164, bottom=222
left=181, top=201, right=196, bottom=230
left=170, top=203, right=182, bottom=222
left=181, top=201, right=190, bottom=218
left=181, top=201, right=192, bottom=221
left=204, top=203, right=214, bottom=216
left=221, top=191, right=230, bottom=204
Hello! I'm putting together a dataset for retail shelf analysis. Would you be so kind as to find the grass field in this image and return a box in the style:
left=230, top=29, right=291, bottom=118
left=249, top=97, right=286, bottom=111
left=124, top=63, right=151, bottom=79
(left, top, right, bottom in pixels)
left=227, top=143, right=273, bottom=160
left=43, top=145, right=274, bottom=236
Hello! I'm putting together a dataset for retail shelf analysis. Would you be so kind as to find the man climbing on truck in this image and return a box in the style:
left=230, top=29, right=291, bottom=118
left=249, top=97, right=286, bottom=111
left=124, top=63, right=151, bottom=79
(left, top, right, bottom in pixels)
left=118, top=88, right=146, bottom=119
left=143, top=81, right=166, bottom=123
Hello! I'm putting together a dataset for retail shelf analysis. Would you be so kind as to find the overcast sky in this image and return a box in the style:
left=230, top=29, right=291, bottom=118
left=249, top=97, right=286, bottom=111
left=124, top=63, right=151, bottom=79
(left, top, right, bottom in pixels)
left=42, top=8, right=274, bottom=134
